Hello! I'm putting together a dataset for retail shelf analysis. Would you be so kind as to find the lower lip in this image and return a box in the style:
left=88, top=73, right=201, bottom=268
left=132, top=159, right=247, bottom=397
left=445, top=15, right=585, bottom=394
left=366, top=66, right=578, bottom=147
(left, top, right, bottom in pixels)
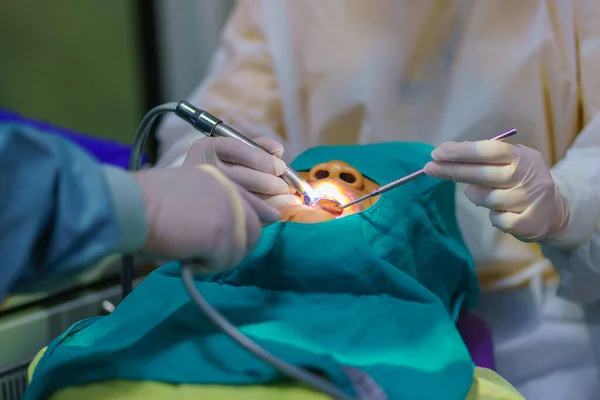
left=315, top=198, right=344, bottom=216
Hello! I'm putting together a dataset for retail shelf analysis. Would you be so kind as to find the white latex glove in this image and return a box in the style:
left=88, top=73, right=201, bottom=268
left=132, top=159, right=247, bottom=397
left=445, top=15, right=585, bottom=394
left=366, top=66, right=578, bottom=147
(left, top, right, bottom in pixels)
left=132, top=164, right=280, bottom=273
left=423, top=140, right=570, bottom=242
left=183, top=137, right=301, bottom=210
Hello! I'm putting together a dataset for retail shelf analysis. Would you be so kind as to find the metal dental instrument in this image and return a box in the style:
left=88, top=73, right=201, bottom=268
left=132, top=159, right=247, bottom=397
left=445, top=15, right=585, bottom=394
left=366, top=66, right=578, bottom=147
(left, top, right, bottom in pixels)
left=340, top=128, right=518, bottom=209
left=174, top=101, right=320, bottom=205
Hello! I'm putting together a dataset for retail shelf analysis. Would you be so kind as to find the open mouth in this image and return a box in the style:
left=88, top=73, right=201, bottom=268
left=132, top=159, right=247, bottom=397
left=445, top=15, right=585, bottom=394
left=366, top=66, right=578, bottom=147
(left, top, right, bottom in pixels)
left=307, top=179, right=360, bottom=217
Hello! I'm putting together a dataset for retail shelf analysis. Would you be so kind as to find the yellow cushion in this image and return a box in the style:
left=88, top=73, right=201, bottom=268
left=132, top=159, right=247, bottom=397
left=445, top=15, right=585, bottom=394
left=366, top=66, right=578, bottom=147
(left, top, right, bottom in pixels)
left=29, top=347, right=524, bottom=399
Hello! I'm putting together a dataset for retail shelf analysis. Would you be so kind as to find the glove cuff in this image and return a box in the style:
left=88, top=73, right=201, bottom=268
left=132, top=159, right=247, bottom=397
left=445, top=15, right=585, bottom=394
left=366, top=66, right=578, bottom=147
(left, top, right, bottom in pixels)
left=102, top=166, right=148, bottom=254
left=540, top=172, right=600, bottom=250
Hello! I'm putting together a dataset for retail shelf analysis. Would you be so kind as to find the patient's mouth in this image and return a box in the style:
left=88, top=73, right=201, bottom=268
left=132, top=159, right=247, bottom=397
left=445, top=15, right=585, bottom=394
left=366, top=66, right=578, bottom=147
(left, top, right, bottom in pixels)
left=308, top=179, right=359, bottom=217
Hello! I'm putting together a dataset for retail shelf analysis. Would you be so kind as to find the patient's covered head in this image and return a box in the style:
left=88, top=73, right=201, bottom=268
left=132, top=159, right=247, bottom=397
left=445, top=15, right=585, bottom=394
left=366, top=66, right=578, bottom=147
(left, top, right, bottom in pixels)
left=229, top=142, right=479, bottom=314
left=281, top=160, right=381, bottom=223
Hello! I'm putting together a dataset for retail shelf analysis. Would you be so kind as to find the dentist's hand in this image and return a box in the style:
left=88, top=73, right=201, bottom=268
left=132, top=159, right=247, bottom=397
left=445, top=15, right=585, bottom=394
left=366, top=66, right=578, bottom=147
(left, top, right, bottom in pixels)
left=424, top=140, right=570, bottom=242
left=133, top=164, right=280, bottom=273
left=183, top=137, right=301, bottom=210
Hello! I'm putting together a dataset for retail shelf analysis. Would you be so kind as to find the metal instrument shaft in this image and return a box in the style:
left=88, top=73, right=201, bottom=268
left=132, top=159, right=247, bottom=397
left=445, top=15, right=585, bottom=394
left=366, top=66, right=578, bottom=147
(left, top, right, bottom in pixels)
left=340, top=128, right=518, bottom=209
left=175, top=101, right=316, bottom=201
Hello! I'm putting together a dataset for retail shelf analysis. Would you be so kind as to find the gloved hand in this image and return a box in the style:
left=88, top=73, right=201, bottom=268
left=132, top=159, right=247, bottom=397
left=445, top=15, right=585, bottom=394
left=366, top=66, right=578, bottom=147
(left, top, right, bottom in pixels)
left=183, top=137, right=302, bottom=210
left=423, top=140, right=570, bottom=242
left=132, top=164, right=280, bottom=273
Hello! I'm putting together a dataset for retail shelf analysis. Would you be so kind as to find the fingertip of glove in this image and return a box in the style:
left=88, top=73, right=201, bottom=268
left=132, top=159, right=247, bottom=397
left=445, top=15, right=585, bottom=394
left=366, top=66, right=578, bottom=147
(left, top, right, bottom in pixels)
left=273, top=157, right=287, bottom=176
left=269, top=143, right=285, bottom=158
left=264, top=207, right=281, bottom=223
left=265, top=194, right=302, bottom=211
left=434, top=140, right=458, bottom=155
left=423, top=161, right=437, bottom=176
left=431, top=141, right=461, bottom=161
left=254, top=137, right=285, bottom=157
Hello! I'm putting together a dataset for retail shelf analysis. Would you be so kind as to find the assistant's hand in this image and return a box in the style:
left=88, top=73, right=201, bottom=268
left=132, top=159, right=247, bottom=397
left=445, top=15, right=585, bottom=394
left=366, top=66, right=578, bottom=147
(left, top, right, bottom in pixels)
left=423, top=140, right=570, bottom=242
left=132, top=164, right=280, bottom=273
left=183, top=137, right=301, bottom=210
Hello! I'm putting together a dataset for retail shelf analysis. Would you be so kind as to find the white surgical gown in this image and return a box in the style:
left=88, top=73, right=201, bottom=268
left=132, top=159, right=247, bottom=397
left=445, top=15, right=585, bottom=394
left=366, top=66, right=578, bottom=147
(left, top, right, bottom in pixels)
left=0, top=122, right=146, bottom=303
left=156, top=1, right=600, bottom=398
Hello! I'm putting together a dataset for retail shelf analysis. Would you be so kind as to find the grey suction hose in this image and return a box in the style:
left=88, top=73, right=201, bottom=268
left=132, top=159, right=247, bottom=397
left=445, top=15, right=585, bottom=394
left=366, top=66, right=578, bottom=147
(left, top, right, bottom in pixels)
left=181, top=266, right=354, bottom=400
left=123, top=102, right=179, bottom=299
left=126, top=103, right=355, bottom=400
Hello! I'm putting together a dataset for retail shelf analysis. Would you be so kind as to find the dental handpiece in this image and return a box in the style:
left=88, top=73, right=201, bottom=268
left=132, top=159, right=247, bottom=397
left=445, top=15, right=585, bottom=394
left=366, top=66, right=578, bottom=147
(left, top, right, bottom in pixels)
left=174, top=101, right=318, bottom=204
left=340, top=128, right=518, bottom=209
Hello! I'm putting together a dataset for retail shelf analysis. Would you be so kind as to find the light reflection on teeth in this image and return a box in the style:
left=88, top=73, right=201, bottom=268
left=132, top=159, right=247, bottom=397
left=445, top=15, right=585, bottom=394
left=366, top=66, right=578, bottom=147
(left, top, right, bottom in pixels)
left=309, top=181, right=355, bottom=217
left=312, top=182, right=347, bottom=204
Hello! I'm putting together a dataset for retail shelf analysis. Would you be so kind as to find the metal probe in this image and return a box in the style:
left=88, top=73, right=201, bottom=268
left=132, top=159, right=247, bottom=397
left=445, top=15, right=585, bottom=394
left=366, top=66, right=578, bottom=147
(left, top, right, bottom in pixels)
left=340, top=128, right=518, bottom=209
left=174, top=101, right=319, bottom=205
